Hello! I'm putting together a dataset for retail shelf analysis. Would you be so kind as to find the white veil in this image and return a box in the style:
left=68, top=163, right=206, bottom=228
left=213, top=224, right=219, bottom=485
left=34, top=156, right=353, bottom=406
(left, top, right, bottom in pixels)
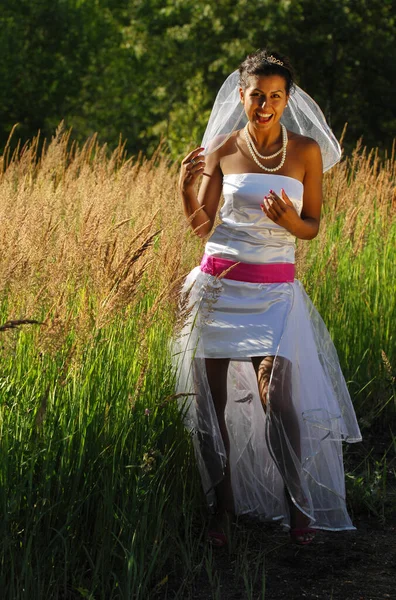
left=201, top=70, right=341, bottom=173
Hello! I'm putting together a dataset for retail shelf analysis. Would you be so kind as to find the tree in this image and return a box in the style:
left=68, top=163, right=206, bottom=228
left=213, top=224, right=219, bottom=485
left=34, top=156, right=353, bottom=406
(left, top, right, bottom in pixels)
left=0, top=0, right=117, bottom=145
left=0, top=0, right=394, bottom=157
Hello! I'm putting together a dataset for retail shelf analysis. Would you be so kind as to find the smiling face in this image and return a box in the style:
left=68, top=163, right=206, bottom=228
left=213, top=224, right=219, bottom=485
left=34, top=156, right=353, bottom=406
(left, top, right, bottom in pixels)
left=240, top=74, right=289, bottom=130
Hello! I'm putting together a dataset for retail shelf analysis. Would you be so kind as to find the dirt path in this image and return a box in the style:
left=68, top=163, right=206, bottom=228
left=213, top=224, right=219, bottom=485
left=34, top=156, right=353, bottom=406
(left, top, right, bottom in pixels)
left=233, top=521, right=396, bottom=600
left=164, top=518, right=396, bottom=599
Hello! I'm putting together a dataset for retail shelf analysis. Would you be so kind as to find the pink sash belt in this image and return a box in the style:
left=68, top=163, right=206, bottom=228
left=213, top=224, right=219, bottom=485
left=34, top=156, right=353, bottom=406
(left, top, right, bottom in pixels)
left=200, top=253, right=295, bottom=283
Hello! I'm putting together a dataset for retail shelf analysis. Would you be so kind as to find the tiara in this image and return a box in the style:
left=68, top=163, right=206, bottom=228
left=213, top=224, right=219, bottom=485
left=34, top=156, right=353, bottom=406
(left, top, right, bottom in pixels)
left=266, top=55, right=284, bottom=66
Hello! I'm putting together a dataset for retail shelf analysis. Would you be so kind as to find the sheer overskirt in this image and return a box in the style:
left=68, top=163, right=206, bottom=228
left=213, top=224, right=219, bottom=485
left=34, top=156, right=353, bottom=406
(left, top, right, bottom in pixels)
left=173, top=268, right=362, bottom=531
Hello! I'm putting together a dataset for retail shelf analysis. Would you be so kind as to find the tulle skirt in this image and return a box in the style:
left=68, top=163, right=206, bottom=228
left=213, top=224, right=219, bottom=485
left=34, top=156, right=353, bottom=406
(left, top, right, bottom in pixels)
left=173, top=267, right=362, bottom=530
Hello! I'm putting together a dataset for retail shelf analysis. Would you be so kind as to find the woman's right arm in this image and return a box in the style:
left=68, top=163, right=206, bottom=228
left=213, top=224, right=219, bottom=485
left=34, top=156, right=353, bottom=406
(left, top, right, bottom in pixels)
left=179, top=147, right=223, bottom=238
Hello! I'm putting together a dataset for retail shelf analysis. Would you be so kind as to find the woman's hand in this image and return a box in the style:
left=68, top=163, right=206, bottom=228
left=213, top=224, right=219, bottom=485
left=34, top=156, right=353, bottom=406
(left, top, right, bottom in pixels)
left=261, top=188, right=301, bottom=233
left=179, top=146, right=212, bottom=238
left=179, top=147, right=206, bottom=193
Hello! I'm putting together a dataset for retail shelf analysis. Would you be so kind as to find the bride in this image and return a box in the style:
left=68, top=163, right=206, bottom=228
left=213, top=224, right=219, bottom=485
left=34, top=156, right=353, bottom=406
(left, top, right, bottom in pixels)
left=175, top=50, right=361, bottom=546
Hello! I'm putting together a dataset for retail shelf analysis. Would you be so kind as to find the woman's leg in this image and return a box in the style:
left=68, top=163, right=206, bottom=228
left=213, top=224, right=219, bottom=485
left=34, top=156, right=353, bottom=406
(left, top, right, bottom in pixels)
left=204, top=358, right=234, bottom=518
left=252, top=355, right=312, bottom=536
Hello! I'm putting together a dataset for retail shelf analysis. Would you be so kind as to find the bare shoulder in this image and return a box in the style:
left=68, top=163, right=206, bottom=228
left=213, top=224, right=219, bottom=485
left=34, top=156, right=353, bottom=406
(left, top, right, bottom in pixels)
left=288, top=131, right=322, bottom=170
left=204, top=130, right=241, bottom=172
left=218, top=130, right=240, bottom=156
left=288, top=131, right=320, bottom=153
left=205, top=133, right=228, bottom=155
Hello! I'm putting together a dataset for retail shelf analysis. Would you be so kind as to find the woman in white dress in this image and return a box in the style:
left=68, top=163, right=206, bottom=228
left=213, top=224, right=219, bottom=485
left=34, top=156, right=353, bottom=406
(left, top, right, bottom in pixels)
left=176, top=50, right=361, bottom=546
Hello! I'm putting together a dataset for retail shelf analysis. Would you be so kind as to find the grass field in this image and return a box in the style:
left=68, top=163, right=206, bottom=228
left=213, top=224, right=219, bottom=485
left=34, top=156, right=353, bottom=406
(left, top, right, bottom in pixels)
left=0, top=129, right=394, bottom=598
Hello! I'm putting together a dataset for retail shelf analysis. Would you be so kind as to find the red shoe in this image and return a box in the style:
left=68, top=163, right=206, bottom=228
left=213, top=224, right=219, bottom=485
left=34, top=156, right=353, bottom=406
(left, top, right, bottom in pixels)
left=290, top=528, right=316, bottom=546
left=207, top=530, right=228, bottom=548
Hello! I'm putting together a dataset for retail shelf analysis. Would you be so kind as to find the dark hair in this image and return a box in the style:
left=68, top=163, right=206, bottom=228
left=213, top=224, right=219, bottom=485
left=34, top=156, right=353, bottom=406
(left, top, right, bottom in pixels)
left=238, top=50, right=295, bottom=95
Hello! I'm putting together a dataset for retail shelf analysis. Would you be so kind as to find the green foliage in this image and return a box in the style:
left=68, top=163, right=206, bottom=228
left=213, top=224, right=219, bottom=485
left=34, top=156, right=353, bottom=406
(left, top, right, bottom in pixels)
left=0, top=0, right=115, bottom=141
left=346, top=454, right=392, bottom=523
left=0, top=0, right=395, bottom=157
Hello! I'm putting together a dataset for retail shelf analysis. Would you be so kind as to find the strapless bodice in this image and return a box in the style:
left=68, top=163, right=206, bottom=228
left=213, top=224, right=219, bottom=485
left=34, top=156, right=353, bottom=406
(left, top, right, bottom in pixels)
left=205, top=173, right=304, bottom=264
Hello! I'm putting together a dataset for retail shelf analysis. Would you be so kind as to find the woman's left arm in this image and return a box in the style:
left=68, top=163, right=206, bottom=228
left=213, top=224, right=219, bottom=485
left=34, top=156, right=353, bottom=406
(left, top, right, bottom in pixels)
left=261, top=139, right=323, bottom=240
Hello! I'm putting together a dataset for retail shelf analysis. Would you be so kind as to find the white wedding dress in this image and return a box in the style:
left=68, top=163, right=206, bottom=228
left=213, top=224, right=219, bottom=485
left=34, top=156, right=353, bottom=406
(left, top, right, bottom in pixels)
left=174, top=173, right=361, bottom=530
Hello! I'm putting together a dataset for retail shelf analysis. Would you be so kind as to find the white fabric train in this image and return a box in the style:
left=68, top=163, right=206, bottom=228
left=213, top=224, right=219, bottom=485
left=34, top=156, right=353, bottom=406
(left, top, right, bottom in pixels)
left=173, top=173, right=362, bottom=530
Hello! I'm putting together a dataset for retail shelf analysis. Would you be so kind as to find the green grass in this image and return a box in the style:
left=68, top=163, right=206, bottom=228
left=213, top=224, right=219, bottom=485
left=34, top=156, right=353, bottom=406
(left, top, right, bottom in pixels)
left=0, top=301, right=205, bottom=598
left=301, top=203, right=395, bottom=425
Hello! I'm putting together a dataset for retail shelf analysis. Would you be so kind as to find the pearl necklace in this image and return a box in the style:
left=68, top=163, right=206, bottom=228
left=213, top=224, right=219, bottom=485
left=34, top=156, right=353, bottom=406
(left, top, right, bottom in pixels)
left=245, top=124, right=285, bottom=159
left=244, top=123, right=288, bottom=172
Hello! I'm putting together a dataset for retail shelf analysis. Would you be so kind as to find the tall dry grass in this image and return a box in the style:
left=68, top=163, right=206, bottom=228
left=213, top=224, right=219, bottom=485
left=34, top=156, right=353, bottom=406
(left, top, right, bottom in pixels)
left=0, top=125, right=202, bottom=347
left=296, top=141, right=395, bottom=273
